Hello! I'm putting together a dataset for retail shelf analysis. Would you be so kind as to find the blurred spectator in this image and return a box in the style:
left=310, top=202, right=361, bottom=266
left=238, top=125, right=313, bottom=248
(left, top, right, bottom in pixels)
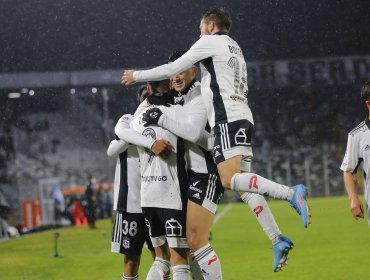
left=50, top=185, right=65, bottom=225
left=85, top=175, right=97, bottom=229
left=71, top=199, right=88, bottom=227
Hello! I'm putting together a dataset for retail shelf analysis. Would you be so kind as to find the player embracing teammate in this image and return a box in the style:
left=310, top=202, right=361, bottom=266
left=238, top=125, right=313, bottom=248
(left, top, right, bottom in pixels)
left=117, top=7, right=311, bottom=279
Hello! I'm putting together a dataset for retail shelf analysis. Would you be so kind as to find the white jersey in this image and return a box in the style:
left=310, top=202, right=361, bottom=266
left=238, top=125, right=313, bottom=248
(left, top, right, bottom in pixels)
left=159, top=81, right=217, bottom=174
left=131, top=105, right=187, bottom=210
left=134, top=32, right=254, bottom=128
left=340, top=118, right=370, bottom=226
left=107, top=114, right=142, bottom=214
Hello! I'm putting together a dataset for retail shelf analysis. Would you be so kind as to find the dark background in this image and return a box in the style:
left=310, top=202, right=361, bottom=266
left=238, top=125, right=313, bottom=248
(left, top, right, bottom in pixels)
left=1, top=0, right=370, bottom=73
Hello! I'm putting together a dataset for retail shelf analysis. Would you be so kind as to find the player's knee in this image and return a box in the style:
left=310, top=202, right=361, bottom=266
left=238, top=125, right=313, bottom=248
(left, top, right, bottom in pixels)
left=186, top=227, right=207, bottom=250
left=220, top=175, right=232, bottom=189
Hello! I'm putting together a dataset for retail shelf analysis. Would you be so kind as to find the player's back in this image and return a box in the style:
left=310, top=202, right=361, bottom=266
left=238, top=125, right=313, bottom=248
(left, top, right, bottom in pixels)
left=131, top=106, right=186, bottom=211
left=196, top=34, right=254, bottom=127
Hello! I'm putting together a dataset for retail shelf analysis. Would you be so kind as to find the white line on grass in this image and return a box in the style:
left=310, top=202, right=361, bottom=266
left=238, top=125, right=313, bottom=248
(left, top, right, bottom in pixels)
left=213, top=203, right=233, bottom=225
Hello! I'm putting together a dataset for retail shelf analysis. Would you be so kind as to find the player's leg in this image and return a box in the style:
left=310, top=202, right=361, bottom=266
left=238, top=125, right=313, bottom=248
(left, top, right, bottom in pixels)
left=216, top=153, right=309, bottom=227
left=111, top=212, right=147, bottom=279
left=147, top=245, right=171, bottom=280
left=170, top=248, right=191, bottom=280
left=187, top=171, right=223, bottom=280
left=142, top=208, right=171, bottom=280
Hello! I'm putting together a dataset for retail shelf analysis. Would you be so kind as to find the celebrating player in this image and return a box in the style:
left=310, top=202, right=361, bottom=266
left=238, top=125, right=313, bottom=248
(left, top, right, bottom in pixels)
left=131, top=79, right=191, bottom=280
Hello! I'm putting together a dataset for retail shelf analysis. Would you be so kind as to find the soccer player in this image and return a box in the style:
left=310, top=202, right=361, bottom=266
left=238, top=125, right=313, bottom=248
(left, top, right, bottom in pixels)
left=121, top=7, right=309, bottom=228
left=109, top=88, right=173, bottom=280
left=144, top=50, right=293, bottom=273
left=340, top=81, right=370, bottom=226
left=131, top=79, right=191, bottom=280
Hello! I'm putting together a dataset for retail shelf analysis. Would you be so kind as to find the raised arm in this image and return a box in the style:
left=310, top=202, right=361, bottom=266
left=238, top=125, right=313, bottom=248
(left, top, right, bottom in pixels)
left=122, top=36, right=212, bottom=85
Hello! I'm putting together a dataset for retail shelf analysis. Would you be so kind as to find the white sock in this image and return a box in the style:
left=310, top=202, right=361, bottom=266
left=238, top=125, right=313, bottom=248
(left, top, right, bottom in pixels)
left=123, top=275, right=138, bottom=280
left=189, top=251, right=204, bottom=280
left=194, top=244, right=222, bottom=280
left=231, top=173, right=293, bottom=200
left=146, top=257, right=171, bottom=280
left=172, top=264, right=191, bottom=280
left=240, top=192, right=281, bottom=242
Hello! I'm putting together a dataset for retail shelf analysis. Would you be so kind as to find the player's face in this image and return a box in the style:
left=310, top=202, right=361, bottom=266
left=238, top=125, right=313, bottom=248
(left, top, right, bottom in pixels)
left=199, top=18, right=210, bottom=36
left=170, top=67, right=197, bottom=93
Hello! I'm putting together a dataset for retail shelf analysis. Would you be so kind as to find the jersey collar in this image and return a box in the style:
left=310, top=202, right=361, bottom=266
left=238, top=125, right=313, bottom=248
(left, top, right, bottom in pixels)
left=213, top=31, right=228, bottom=35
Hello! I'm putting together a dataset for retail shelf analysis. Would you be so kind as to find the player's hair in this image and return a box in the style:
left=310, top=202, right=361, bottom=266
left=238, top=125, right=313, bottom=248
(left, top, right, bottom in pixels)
left=148, top=80, right=170, bottom=93
left=361, top=81, right=370, bottom=106
left=202, top=8, right=232, bottom=31
left=168, top=50, right=188, bottom=63
left=137, top=85, right=149, bottom=103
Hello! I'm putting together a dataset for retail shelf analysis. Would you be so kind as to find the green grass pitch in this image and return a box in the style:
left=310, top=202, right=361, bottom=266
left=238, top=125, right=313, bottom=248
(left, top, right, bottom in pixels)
left=1, top=196, right=369, bottom=279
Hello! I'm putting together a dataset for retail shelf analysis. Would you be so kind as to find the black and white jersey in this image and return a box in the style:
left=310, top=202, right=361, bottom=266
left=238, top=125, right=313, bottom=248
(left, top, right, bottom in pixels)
left=107, top=115, right=142, bottom=214
left=133, top=32, right=253, bottom=128
left=159, top=81, right=217, bottom=174
left=131, top=105, right=188, bottom=211
left=340, top=117, right=370, bottom=225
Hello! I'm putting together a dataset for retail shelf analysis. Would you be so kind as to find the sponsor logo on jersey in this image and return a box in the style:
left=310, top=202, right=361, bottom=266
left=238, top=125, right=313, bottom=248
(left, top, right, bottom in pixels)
left=193, top=180, right=200, bottom=187
left=189, top=186, right=202, bottom=193
left=214, top=150, right=222, bottom=158
left=165, top=218, right=182, bottom=236
left=193, top=193, right=201, bottom=199
left=235, top=128, right=249, bottom=145
left=365, top=144, right=370, bottom=151
left=141, top=175, right=168, bottom=182
left=122, top=237, right=130, bottom=249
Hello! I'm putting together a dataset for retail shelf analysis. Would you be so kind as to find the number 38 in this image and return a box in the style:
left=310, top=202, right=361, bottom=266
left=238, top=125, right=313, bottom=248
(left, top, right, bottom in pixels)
left=122, top=220, right=138, bottom=236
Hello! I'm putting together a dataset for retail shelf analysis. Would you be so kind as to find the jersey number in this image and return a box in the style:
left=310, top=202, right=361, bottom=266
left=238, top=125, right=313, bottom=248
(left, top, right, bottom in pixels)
left=122, top=220, right=138, bottom=236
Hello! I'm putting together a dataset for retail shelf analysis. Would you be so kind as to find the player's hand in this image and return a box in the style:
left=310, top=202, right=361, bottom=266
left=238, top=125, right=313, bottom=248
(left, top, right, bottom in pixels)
left=350, top=197, right=364, bottom=219
left=143, top=108, right=163, bottom=127
left=121, top=70, right=136, bottom=86
left=151, top=139, right=172, bottom=160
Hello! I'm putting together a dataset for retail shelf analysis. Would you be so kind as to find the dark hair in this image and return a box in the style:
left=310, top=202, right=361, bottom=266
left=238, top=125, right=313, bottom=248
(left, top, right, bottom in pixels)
left=148, top=80, right=170, bottom=93
left=202, top=8, right=232, bottom=31
left=361, top=81, right=370, bottom=106
left=137, top=85, right=149, bottom=103
left=168, top=50, right=188, bottom=63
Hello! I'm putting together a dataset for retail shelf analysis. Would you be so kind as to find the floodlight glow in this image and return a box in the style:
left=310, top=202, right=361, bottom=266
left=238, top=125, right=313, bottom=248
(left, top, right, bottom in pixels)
left=91, top=87, right=97, bottom=93
left=70, top=88, right=76, bottom=94
left=29, top=90, right=35, bottom=96
left=8, top=92, right=21, bottom=98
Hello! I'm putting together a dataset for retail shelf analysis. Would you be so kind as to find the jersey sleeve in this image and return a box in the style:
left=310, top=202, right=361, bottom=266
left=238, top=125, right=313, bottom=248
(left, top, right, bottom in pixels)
left=133, top=36, right=213, bottom=82
left=340, top=133, right=360, bottom=173
left=114, top=114, right=155, bottom=150
left=107, top=139, right=129, bottom=157
left=159, top=93, right=208, bottom=143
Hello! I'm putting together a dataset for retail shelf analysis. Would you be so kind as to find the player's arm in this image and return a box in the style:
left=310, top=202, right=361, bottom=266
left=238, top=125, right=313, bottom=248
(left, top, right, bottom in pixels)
left=114, top=114, right=171, bottom=157
left=122, top=36, right=213, bottom=84
left=343, top=171, right=364, bottom=219
left=107, top=138, right=129, bottom=157
left=340, top=133, right=364, bottom=219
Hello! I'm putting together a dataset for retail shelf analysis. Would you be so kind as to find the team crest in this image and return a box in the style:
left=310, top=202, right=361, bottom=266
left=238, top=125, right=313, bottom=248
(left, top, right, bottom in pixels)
left=122, top=237, right=130, bottom=249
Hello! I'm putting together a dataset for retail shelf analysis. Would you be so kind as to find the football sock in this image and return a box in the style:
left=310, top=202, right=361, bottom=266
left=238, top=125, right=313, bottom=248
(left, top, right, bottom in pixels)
left=231, top=173, right=294, bottom=200
left=146, top=257, right=171, bottom=280
left=189, top=251, right=204, bottom=280
left=194, top=244, right=222, bottom=280
left=172, top=264, right=191, bottom=280
left=122, top=275, right=138, bottom=280
left=240, top=192, right=281, bottom=243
